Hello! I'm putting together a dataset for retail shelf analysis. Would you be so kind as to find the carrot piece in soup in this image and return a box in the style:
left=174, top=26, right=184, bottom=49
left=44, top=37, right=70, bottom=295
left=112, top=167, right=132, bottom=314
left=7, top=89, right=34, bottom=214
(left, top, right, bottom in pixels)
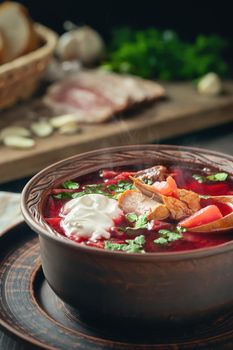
left=179, top=205, right=223, bottom=228
left=152, top=176, right=177, bottom=196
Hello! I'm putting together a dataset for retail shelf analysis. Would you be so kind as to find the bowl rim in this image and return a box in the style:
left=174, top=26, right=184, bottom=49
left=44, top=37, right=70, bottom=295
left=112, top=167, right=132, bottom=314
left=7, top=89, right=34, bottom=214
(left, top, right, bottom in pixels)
left=21, top=144, right=233, bottom=261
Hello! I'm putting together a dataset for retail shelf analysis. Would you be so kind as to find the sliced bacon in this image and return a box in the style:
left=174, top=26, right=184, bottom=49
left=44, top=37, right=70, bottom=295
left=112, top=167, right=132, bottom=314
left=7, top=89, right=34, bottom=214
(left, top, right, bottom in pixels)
left=44, top=70, right=165, bottom=123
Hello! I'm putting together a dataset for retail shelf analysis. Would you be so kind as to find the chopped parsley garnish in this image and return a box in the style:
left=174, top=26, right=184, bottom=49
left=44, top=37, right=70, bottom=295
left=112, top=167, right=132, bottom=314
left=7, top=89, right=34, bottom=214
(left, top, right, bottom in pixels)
left=107, top=180, right=134, bottom=198
left=206, top=172, right=228, bottom=182
left=154, top=237, right=168, bottom=245
left=125, top=213, right=148, bottom=230
left=104, top=242, right=124, bottom=251
left=125, top=213, right=138, bottom=223
left=54, top=183, right=110, bottom=199
left=105, top=235, right=145, bottom=253
left=192, top=174, right=206, bottom=183
left=135, top=214, right=148, bottom=229
left=192, top=172, right=228, bottom=183
left=154, top=227, right=185, bottom=245
left=199, top=194, right=210, bottom=199
left=55, top=179, right=135, bottom=200
left=62, top=180, right=79, bottom=189
left=54, top=192, right=74, bottom=199
left=83, top=184, right=107, bottom=195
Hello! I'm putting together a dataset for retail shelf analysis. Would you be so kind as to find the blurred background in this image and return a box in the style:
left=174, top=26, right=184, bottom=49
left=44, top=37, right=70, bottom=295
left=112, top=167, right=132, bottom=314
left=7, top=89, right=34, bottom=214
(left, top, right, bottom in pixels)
left=0, top=0, right=233, bottom=189
left=18, top=0, right=233, bottom=71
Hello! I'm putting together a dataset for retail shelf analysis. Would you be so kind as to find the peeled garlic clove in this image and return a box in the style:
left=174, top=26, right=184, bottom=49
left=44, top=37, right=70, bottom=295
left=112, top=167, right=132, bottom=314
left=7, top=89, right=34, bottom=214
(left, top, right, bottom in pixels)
left=58, top=122, right=81, bottom=134
left=197, top=73, right=222, bottom=96
left=0, top=126, right=31, bottom=141
left=31, top=120, right=54, bottom=138
left=3, top=136, right=35, bottom=149
left=49, top=114, right=78, bottom=128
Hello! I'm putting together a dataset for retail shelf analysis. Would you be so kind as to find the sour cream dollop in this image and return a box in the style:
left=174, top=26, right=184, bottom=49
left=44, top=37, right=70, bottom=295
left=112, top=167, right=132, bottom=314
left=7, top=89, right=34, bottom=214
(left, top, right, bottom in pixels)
left=60, top=194, right=123, bottom=241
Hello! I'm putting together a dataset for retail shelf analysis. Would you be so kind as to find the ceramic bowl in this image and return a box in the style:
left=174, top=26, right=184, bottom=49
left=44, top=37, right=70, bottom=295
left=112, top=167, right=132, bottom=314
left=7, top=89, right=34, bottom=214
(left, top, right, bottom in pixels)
left=21, top=145, right=233, bottom=327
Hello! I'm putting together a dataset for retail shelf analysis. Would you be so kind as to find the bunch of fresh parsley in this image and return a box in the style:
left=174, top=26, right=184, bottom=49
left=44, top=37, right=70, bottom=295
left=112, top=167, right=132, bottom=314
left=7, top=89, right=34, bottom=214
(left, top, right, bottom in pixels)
left=102, top=27, right=228, bottom=80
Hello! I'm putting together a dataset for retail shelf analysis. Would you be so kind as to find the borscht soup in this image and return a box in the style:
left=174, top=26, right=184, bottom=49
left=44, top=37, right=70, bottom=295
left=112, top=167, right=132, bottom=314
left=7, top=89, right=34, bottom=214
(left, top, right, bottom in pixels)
left=44, top=164, right=233, bottom=253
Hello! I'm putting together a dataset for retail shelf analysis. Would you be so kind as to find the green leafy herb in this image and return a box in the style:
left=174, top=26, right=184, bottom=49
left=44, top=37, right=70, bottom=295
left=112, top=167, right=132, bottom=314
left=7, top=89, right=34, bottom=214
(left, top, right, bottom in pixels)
left=125, top=213, right=138, bottom=223
left=102, top=27, right=228, bottom=80
left=192, top=172, right=228, bottom=183
left=62, top=180, right=79, bottom=189
left=125, top=213, right=148, bottom=231
left=81, top=184, right=109, bottom=196
left=104, top=242, right=125, bottom=251
left=105, top=235, right=145, bottom=253
left=199, top=194, right=210, bottom=199
left=192, top=174, right=206, bottom=183
left=153, top=237, right=168, bottom=245
left=107, top=180, right=134, bottom=199
left=135, top=214, right=148, bottom=229
left=54, top=183, right=111, bottom=199
left=154, top=227, right=184, bottom=245
left=206, top=172, right=228, bottom=182
left=107, top=184, right=118, bottom=191
left=133, top=235, right=146, bottom=245
left=54, top=192, right=74, bottom=199
left=108, top=180, right=134, bottom=193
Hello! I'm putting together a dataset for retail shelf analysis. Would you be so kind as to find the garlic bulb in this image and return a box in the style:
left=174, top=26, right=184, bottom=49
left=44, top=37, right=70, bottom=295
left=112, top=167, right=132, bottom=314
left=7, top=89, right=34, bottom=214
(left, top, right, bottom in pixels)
left=56, top=26, right=105, bottom=65
left=197, top=73, right=222, bottom=96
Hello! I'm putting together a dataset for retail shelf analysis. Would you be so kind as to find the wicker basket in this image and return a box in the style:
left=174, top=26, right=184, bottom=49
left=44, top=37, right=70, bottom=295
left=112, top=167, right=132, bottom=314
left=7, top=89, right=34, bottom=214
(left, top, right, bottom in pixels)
left=0, top=23, right=57, bottom=110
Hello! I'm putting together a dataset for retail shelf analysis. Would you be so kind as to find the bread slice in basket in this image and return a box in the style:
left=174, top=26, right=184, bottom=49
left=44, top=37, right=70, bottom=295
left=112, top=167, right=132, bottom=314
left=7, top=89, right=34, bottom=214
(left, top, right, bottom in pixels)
left=0, top=1, right=39, bottom=64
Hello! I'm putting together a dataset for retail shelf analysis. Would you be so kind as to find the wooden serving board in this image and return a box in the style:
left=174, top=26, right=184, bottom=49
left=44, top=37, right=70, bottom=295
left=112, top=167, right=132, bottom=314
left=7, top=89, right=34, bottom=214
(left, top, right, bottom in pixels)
left=0, top=81, right=233, bottom=184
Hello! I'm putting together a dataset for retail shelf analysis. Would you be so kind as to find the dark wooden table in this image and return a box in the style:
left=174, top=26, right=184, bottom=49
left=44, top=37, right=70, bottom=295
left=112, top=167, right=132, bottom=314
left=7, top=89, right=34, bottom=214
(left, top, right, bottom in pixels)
left=0, top=120, right=233, bottom=349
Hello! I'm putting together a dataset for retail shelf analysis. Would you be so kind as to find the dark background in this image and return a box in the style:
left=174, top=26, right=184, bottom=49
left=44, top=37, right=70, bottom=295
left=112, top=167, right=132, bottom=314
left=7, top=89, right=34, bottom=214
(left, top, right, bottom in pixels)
left=17, top=0, right=232, bottom=46
left=16, top=0, right=232, bottom=40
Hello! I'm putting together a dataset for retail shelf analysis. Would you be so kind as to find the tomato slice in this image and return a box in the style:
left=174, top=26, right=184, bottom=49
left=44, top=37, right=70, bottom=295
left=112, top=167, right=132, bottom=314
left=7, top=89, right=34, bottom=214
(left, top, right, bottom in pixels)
left=179, top=205, right=223, bottom=228
left=152, top=176, right=177, bottom=196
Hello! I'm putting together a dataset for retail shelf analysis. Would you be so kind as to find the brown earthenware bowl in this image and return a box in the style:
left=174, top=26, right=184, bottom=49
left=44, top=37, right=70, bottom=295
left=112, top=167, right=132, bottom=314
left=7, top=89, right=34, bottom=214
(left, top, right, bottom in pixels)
left=21, top=145, right=233, bottom=328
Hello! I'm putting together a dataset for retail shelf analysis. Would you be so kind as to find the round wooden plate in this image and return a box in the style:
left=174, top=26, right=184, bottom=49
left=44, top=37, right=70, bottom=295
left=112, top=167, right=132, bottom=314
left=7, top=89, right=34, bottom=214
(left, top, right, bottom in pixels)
left=1, top=223, right=233, bottom=350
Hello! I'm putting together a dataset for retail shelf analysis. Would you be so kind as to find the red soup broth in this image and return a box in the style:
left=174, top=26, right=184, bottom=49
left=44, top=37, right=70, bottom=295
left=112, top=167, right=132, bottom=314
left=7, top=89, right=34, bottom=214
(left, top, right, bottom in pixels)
left=43, top=165, right=233, bottom=253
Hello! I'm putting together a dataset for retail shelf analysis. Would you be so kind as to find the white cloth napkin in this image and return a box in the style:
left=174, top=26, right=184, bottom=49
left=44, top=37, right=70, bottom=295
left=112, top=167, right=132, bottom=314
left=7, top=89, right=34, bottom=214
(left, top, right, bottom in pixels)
left=0, top=192, right=23, bottom=236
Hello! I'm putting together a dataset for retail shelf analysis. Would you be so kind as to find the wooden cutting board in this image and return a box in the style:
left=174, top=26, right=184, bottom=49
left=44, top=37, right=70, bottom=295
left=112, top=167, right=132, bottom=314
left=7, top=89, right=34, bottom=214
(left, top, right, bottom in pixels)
left=0, top=81, right=233, bottom=184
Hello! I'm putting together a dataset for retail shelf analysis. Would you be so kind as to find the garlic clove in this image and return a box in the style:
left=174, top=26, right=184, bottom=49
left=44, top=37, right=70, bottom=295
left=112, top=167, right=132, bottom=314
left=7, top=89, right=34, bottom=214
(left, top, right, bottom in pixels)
left=58, top=122, right=81, bottom=135
left=3, top=135, right=35, bottom=149
left=30, top=119, right=54, bottom=138
left=197, top=72, right=222, bottom=96
left=0, top=126, right=31, bottom=141
left=49, top=114, right=79, bottom=128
